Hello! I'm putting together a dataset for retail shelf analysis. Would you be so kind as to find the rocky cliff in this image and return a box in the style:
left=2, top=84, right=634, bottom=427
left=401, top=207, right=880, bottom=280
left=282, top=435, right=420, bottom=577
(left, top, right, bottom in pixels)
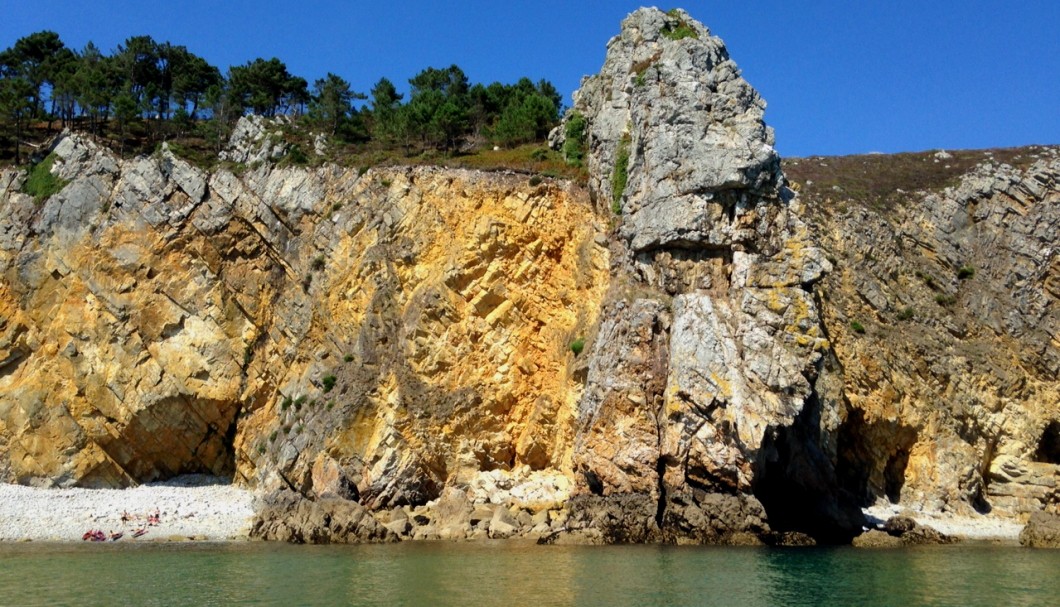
left=0, top=8, right=1056, bottom=544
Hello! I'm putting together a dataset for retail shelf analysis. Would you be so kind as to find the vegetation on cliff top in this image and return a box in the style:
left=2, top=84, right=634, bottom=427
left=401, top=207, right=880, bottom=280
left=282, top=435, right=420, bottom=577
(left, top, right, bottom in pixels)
left=784, top=146, right=1050, bottom=215
left=0, top=30, right=570, bottom=174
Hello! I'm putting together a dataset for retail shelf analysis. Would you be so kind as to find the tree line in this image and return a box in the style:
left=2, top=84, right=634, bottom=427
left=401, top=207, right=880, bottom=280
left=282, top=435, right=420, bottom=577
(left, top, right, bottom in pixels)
left=0, top=31, right=563, bottom=164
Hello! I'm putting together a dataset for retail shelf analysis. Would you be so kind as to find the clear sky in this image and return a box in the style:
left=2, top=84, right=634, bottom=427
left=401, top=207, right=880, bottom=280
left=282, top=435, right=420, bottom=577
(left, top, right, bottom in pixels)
left=3, top=1, right=1058, bottom=157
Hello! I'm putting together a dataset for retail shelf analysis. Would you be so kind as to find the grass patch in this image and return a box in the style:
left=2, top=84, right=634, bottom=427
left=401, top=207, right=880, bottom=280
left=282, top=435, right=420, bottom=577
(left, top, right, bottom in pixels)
left=322, top=375, right=337, bottom=393
left=611, top=133, right=631, bottom=214
left=850, top=321, right=866, bottom=334
left=897, top=306, right=915, bottom=321
left=662, top=10, right=699, bottom=41
left=957, top=266, right=975, bottom=280
left=21, top=153, right=67, bottom=202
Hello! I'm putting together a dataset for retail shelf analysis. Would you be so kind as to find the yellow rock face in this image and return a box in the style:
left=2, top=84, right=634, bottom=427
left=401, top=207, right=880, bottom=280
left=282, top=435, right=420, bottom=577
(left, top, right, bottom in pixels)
left=0, top=142, right=608, bottom=499
left=233, top=168, right=610, bottom=504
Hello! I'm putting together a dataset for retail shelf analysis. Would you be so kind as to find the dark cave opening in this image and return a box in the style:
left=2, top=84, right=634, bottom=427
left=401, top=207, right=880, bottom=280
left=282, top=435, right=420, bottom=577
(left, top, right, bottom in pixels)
left=1034, top=421, right=1060, bottom=464
left=752, top=392, right=865, bottom=544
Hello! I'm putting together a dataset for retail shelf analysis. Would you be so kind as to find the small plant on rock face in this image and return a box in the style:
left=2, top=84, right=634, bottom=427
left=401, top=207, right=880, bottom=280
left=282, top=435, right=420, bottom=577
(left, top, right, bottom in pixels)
left=562, top=112, right=587, bottom=166
left=311, top=255, right=326, bottom=271
left=529, top=175, right=543, bottom=187
left=22, top=153, right=67, bottom=203
left=897, top=306, right=915, bottom=321
left=935, top=293, right=956, bottom=306
left=662, top=11, right=699, bottom=41
left=570, top=337, right=586, bottom=356
left=322, top=375, right=337, bottom=393
left=280, top=396, right=293, bottom=411
left=850, top=320, right=866, bottom=334
left=344, top=354, right=354, bottom=362
left=957, top=265, right=975, bottom=280
left=611, top=133, right=631, bottom=214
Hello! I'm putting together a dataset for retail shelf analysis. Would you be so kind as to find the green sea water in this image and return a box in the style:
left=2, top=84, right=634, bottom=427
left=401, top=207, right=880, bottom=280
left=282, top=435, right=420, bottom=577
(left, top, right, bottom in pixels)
left=0, top=541, right=1056, bottom=607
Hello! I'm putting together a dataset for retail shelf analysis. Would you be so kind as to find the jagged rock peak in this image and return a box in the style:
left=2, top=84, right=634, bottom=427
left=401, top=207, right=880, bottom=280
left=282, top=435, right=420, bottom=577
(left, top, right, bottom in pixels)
left=561, top=7, right=783, bottom=252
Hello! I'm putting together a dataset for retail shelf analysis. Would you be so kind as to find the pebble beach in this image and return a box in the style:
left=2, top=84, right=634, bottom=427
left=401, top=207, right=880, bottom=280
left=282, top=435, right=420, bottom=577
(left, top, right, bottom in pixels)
left=0, top=475, right=255, bottom=542
left=0, top=476, right=1027, bottom=544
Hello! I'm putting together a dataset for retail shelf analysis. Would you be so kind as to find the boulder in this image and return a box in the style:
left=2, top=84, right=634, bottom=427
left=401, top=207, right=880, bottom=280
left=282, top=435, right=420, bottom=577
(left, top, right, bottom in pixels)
left=1019, top=512, right=1060, bottom=548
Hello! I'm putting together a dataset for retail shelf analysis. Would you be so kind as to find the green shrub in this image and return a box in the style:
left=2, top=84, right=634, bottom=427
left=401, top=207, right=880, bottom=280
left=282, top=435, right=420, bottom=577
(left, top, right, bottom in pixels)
left=850, top=321, right=866, bottom=334
left=562, top=112, right=587, bottom=166
left=22, top=154, right=67, bottom=202
left=344, top=354, right=354, bottom=362
left=957, top=266, right=975, bottom=280
left=284, top=144, right=309, bottom=166
left=529, top=175, right=543, bottom=187
left=280, top=396, right=293, bottom=411
left=322, top=375, right=337, bottom=393
left=326, top=401, right=335, bottom=411
left=935, top=293, right=956, bottom=306
left=662, top=12, right=699, bottom=41
left=269, top=430, right=278, bottom=443
left=570, top=337, right=585, bottom=356
left=529, top=148, right=549, bottom=161
left=897, top=306, right=915, bottom=321
left=311, top=255, right=326, bottom=271
left=611, top=133, right=631, bottom=214
left=257, top=443, right=266, bottom=455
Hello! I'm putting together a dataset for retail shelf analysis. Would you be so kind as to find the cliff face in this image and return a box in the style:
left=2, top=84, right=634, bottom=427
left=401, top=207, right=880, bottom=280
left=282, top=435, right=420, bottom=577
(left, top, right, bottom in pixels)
left=793, top=151, right=1060, bottom=518
left=0, top=132, right=608, bottom=500
left=0, top=7, right=1056, bottom=543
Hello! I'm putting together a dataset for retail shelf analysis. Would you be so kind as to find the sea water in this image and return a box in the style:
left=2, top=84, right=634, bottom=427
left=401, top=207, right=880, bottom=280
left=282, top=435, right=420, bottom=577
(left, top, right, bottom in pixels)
left=0, top=541, right=1056, bottom=606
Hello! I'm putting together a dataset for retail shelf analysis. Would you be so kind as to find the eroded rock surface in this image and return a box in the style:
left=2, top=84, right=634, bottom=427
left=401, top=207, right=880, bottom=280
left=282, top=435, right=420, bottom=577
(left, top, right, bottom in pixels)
left=805, top=153, right=1060, bottom=522
left=1, top=7, right=1056, bottom=546
left=555, top=7, right=859, bottom=543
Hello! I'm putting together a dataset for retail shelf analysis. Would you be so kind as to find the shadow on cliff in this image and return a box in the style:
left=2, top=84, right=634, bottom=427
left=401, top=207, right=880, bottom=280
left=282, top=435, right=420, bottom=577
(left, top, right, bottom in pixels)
left=753, top=389, right=867, bottom=544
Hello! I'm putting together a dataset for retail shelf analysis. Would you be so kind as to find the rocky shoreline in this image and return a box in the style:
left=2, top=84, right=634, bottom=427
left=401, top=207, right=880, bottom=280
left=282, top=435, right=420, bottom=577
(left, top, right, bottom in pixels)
left=3, top=478, right=1043, bottom=547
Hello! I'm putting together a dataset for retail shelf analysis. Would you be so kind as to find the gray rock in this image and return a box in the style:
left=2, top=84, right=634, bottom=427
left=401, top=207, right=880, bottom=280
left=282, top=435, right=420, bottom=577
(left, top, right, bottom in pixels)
left=488, top=506, right=520, bottom=539
left=221, top=115, right=290, bottom=165
left=251, top=490, right=397, bottom=544
left=1019, top=512, right=1060, bottom=548
left=561, top=8, right=781, bottom=251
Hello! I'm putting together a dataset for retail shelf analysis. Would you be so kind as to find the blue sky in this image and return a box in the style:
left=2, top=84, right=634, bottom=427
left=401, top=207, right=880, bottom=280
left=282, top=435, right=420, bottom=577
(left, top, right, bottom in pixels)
left=3, top=1, right=1058, bottom=157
